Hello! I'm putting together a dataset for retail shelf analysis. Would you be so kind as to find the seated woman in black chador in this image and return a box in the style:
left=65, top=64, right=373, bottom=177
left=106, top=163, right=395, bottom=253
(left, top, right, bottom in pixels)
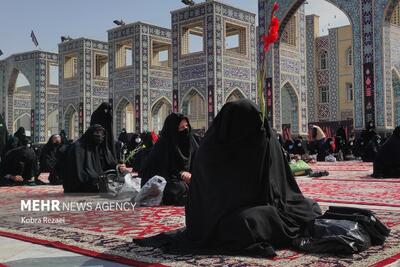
left=372, top=126, right=400, bottom=178
left=292, top=136, right=307, bottom=156
left=283, top=139, right=295, bottom=155
left=131, top=131, right=156, bottom=172
left=39, top=135, right=62, bottom=173
left=325, top=137, right=335, bottom=154
left=90, top=102, right=116, bottom=159
left=362, top=133, right=382, bottom=162
left=1, top=137, right=38, bottom=185
left=59, top=129, right=69, bottom=145
left=185, top=99, right=321, bottom=256
left=343, top=134, right=356, bottom=159
left=140, top=113, right=200, bottom=206
left=61, top=125, right=119, bottom=193
left=336, top=125, right=347, bottom=142
left=14, top=127, right=26, bottom=147
left=40, top=135, right=63, bottom=184
left=2, top=127, right=27, bottom=158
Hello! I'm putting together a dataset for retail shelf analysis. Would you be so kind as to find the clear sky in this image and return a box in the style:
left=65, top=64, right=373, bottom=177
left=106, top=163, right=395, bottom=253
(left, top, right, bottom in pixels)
left=0, top=0, right=350, bottom=59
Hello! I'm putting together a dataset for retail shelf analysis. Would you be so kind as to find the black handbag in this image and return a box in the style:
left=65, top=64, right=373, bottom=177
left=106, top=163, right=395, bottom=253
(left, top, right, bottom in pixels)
left=97, top=169, right=123, bottom=195
left=321, top=206, right=391, bottom=245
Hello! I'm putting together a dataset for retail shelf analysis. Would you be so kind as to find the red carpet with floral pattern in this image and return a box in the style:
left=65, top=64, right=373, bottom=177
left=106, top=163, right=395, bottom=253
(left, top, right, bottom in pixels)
left=297, top=179, right=400, bottom=207
left=0, top=161, right=399, bottom=266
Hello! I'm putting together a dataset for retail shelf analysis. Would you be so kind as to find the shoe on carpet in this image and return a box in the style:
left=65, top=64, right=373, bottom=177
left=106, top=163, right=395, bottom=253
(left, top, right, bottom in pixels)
left=309, top=170, right=329, bottom=178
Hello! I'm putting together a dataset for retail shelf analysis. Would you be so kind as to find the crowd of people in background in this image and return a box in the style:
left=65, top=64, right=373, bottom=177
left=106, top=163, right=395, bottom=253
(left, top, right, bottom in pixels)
left=277, top=123, right=393, bottom=163
left=0, top=101, right=398, bottom=191
left=275, top=122, right=400, bottom=178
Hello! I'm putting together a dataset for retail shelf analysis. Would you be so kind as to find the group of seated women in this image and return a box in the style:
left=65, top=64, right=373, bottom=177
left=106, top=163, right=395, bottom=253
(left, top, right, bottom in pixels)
left=0, top=99, right=393, bottom=257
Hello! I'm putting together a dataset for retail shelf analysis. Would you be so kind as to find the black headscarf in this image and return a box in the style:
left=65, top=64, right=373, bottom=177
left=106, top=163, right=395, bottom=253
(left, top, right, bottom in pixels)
left=335, top=135, right=345, bottom=153
left=185, top=99, right=321, bottom=255
left=362, top=134, right=382, bottom=162
left=1, top=138, right=37, bottom=183
left=325, top=137, right=335, bottom=154
left=131, top=131, right=155, bottom=172
left=90, top=102, right=116, bottom=159
left=292, top=137, right=306, bottom=155
left=4, top=135, right=19, bottom=154
left=118, top=128, right=129, bottom=144
left=336, top=126, right=347, bottom=142
left=284, top=139, right=295, bottom=154
left=61, top=124, right=116, bottom=193
left=39, top=135, right=61, bottom=173
left=59, top=129, right=68, bottom=144
left=140, top=113, right=200, bottom=186
left=372, top=126, right=400, bottom=178
left=14, top=127, right=27, bottom=147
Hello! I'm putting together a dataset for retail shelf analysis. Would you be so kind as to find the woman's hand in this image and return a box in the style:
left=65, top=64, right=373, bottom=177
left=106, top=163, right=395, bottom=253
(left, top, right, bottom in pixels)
left=180, top=171, right=192, bottom=184
left=117, top=163, right=128, bottom=174
left=11, top=175, right=23, bottom=182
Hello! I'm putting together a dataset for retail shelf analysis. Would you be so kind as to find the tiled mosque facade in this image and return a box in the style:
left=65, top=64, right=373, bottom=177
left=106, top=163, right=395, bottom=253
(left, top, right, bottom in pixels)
left=259, top=0, right=400, bottom=135
left=171, top=1, right=257, bottom=129
left=108, top=22, right=173, bottom=134
left=58, top=38, right=109, bottom=139
left=1, top=0, right=400, bottom=142
left=0, top=51, right=59, bottom=142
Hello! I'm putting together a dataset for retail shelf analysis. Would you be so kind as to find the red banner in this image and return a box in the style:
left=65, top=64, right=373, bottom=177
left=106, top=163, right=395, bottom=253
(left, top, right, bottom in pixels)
left=135, top=95, right=140, bottom=133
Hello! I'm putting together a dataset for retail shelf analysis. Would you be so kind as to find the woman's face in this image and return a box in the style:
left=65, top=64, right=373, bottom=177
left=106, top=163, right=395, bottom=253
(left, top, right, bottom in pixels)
left=92, top=129, right=105, bottom=144
left=52, top=135, right=61, bottom=145
left=178, top=119, right=189, bottom=132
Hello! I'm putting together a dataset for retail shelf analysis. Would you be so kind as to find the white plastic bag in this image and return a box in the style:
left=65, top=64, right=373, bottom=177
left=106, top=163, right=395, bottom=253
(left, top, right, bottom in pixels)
left=134, top=176, right=166, bottom=207
left=116, top=173, right=141, bottom=199
left=325, top=154, right=337, bottom=162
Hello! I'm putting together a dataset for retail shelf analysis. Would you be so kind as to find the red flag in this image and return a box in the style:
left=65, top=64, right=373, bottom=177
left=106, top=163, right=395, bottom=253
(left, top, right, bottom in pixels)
left=262, top=2, right=280, bottom=52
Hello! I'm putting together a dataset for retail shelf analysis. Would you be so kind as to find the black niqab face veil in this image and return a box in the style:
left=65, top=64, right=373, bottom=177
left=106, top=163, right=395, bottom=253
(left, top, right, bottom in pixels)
left=160, top=113, right=191, bottom=141
left=140, top=113, right=199, bottom=186
left=185, top=99, right=321, bottom=254
left=90, top=102, right=116, bottom=159
left=160, top=113, right=192, bottom=156
left=61, top=124, right=115, bottom=193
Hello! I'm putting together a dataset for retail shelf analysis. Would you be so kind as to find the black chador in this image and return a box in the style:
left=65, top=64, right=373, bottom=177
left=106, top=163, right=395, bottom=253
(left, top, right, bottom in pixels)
left=131, top=131, right=155, bottom=172
left=372, top=126, right=400, bottom=178
left=90, top=102, right=116, bottom=159
left=185, top=99, right=321, bottom=256
left=140, top=113, right=200, bottom=205
left=136, top=100, right=321, bottom=257
left=14, top=127, right=27, bottom=147
left=1, top=138, right=37, bottom=185
left=39, top=135, right=61, bottom=173
left=61, top=125, right=116, bottom=193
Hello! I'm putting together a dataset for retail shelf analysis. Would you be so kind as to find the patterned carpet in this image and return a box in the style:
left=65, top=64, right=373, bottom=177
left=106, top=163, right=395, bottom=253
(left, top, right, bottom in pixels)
left=297, top=179, right=400, bottom=207
left=0, top=161, right=399, bottom=266
left=309, top=162, right=373, bottom=171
